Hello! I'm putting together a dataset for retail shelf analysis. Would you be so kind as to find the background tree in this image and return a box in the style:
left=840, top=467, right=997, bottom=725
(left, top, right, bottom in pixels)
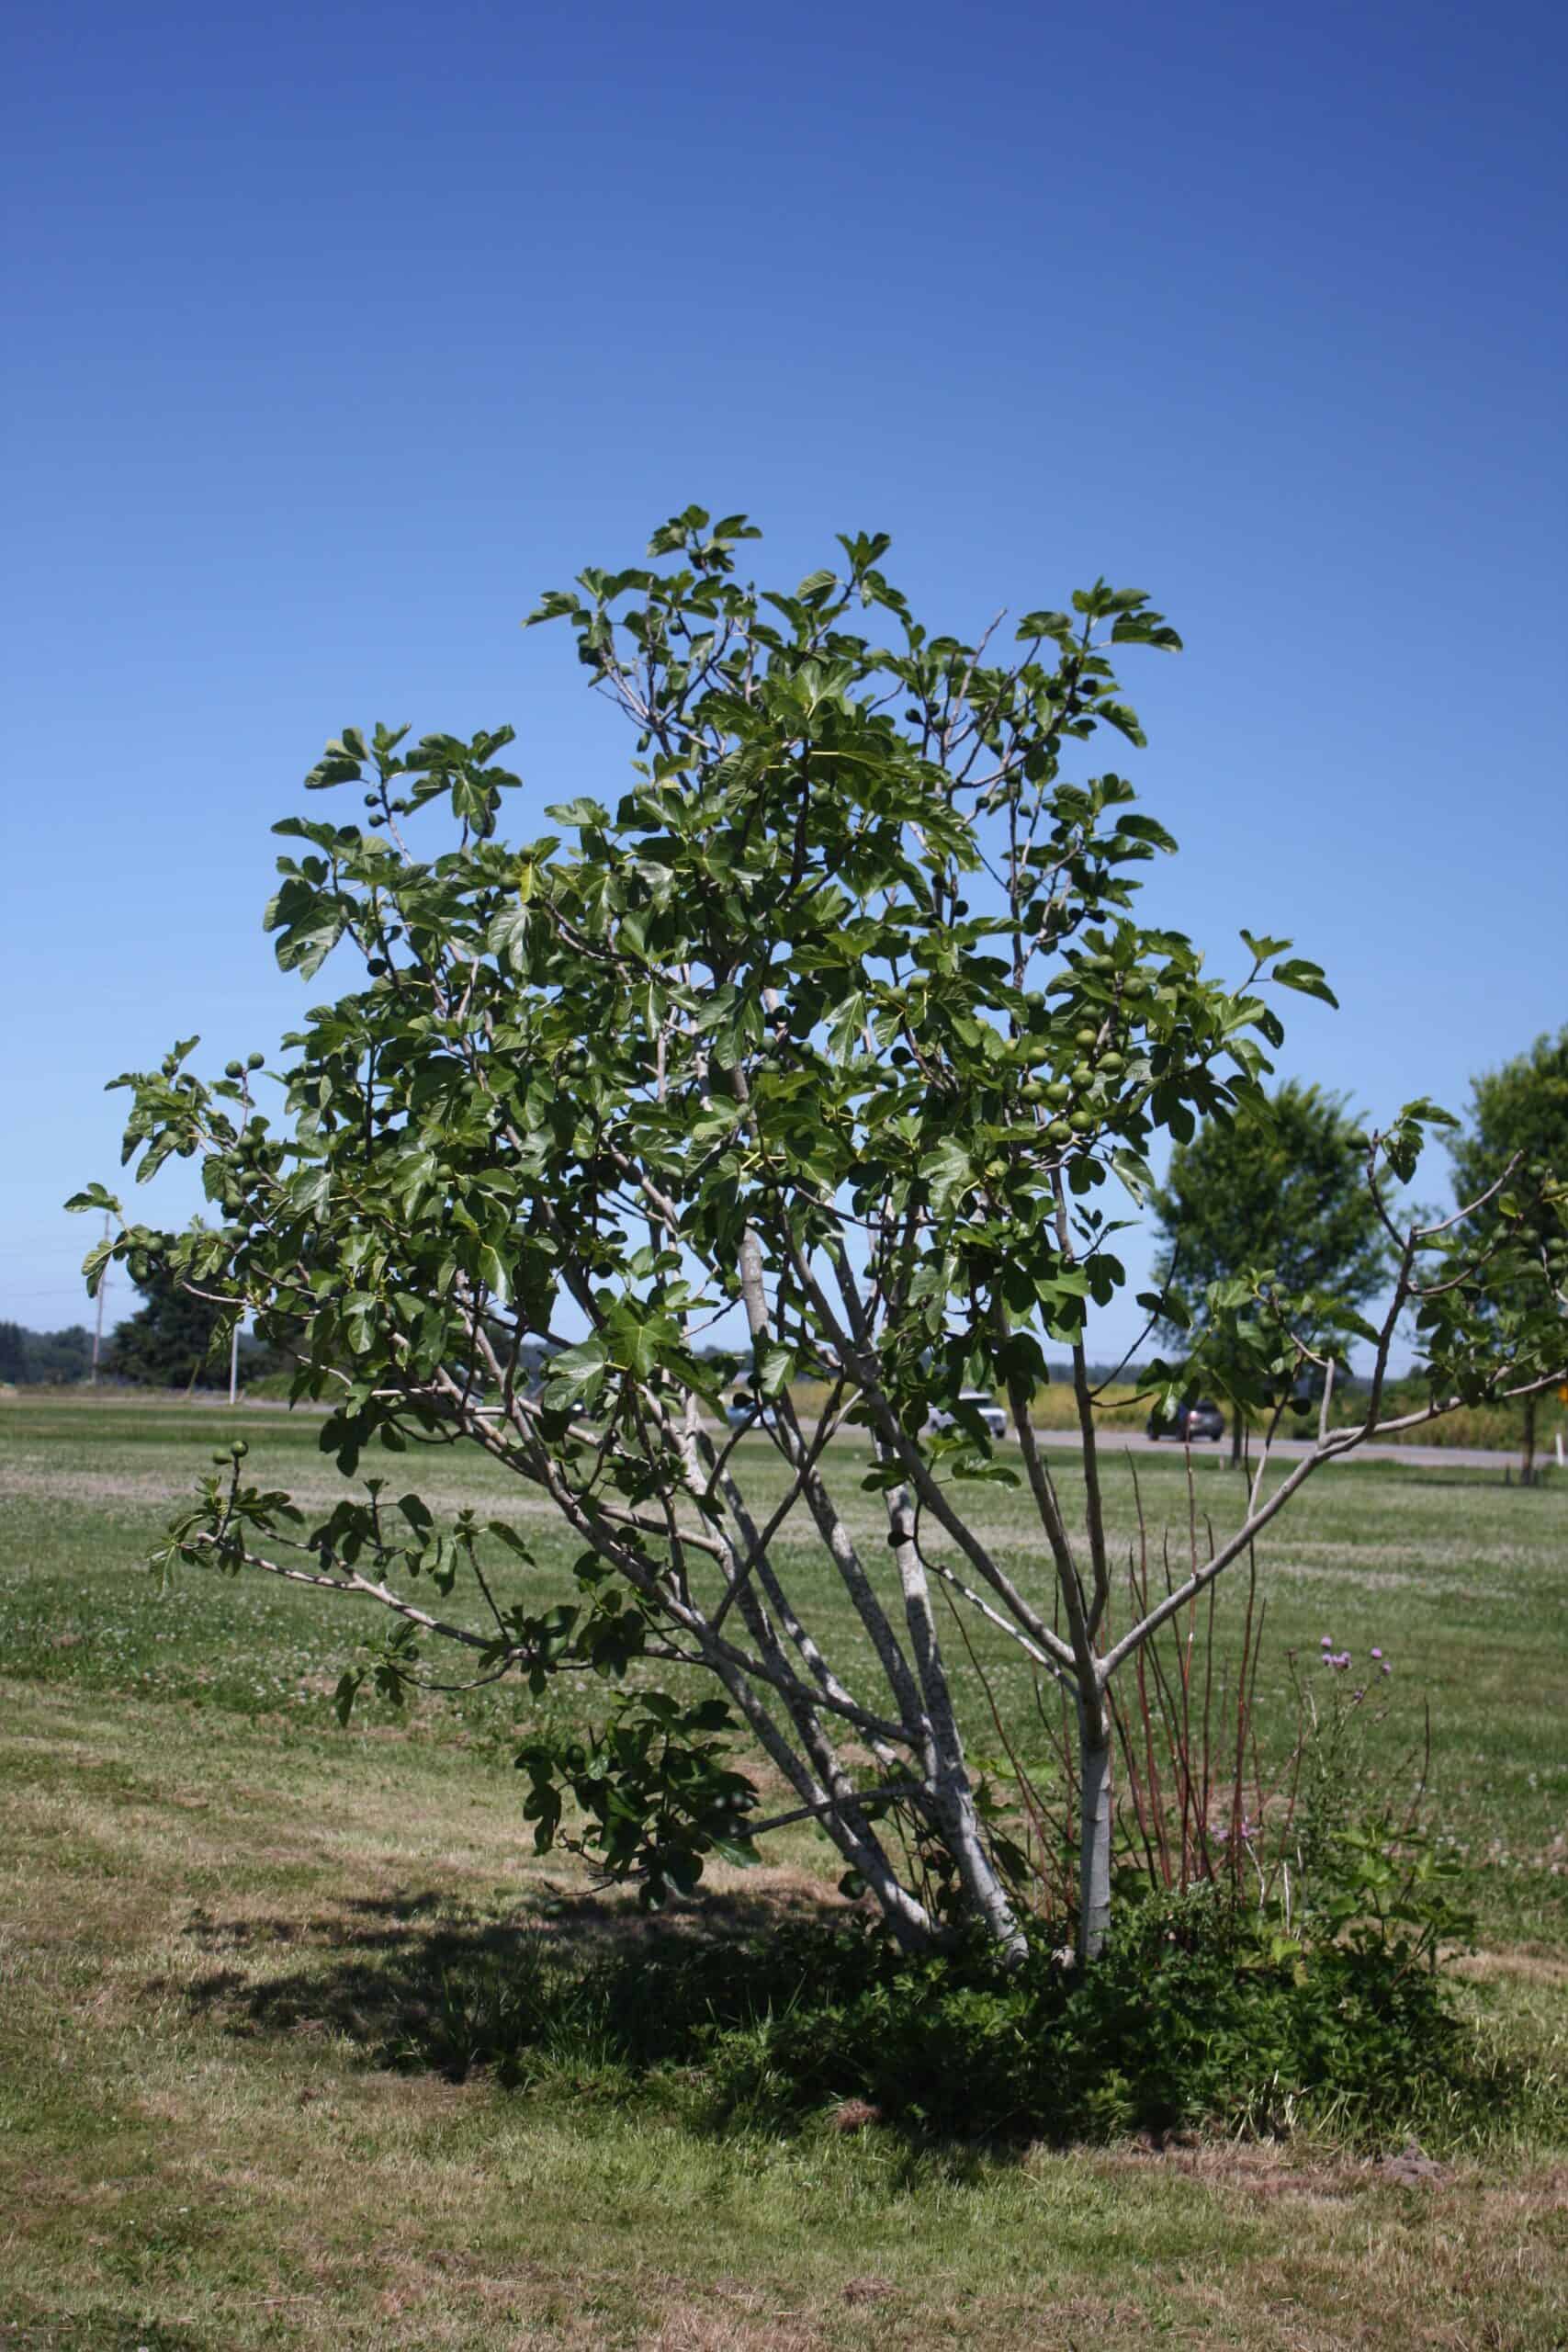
left=1450, top=1026, right=1568, bottom=1485
left=1148, top=1081, right=1391, bottom=1463
left=73, top=509, right=1568, bottom=1967
left=105, top=1261, right=225, bottom=1389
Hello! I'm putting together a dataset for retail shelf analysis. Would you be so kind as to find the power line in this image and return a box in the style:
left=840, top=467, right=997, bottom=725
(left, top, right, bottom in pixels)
left=0, top=1288, right=103, bottom=1301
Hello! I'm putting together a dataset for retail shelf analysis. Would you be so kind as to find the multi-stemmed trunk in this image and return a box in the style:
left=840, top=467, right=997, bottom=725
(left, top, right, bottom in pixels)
left=166, top=1095, right=1566, bottom=1982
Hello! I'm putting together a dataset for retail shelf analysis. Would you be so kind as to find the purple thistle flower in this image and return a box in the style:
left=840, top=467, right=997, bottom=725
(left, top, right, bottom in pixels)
left=1320, top=1634, right=1333, bottom=1646
left=1380, top=1661, right=1393, bottom=1676
left=1371, top=1647, right=1382, bottom=1660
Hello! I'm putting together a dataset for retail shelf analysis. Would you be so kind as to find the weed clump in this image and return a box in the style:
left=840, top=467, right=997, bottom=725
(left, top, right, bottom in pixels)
left=695, top=1895, right=1472, bottom=2143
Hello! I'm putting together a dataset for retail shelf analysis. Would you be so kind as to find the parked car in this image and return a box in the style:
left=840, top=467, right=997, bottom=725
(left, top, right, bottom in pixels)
left=928, top=1390, right=1009, bottom=1440
left=726, top=1391, right=762, bottom=1430
left=1145, top=1397, right=1225, bottom=1442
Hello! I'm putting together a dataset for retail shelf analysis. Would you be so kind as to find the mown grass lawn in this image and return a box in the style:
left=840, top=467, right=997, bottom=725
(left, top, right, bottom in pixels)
left=2, top=1396, right=1565, bottom=2348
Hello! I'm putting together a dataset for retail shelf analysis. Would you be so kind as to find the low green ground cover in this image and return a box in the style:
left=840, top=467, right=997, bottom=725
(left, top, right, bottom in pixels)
left=2, top=1396, right=1565, bottom=2346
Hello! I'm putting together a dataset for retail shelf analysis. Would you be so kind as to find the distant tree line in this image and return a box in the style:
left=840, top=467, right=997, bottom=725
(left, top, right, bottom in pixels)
left=2, top=1266, right=294, bottom=1391
left=0, top=1320, right=98, bottom=1385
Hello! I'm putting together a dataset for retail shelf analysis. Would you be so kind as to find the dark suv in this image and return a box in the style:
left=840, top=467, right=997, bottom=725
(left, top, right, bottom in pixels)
left=1145, top=1397, right=1225, bottom=1442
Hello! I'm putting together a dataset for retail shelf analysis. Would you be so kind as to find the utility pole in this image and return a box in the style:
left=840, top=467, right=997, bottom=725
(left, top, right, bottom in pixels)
left=90, top=1212, right=109, bottom=1386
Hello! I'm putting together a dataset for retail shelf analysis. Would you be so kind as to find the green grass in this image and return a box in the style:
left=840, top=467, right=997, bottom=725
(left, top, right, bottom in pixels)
left=6, top=1395, right=1565, bottom=1941
left=2, top=1395, right=1566, bottom=2347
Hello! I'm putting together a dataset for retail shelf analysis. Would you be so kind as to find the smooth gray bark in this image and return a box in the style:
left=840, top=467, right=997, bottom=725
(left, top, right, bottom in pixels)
left=1077, top=1697, right=1114, bottom=1964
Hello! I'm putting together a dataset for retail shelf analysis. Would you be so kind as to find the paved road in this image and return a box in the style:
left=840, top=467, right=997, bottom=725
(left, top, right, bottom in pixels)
left=1025, top=1427, right=1541, bottom=1474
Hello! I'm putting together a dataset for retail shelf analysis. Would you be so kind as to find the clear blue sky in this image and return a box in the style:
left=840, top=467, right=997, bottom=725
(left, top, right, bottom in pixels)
left=4, top=0, right=1563, bottom=1352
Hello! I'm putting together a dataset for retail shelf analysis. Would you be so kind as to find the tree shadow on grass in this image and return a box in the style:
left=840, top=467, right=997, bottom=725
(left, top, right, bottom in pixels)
left=177, top=1877, right=851, bottom=2087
